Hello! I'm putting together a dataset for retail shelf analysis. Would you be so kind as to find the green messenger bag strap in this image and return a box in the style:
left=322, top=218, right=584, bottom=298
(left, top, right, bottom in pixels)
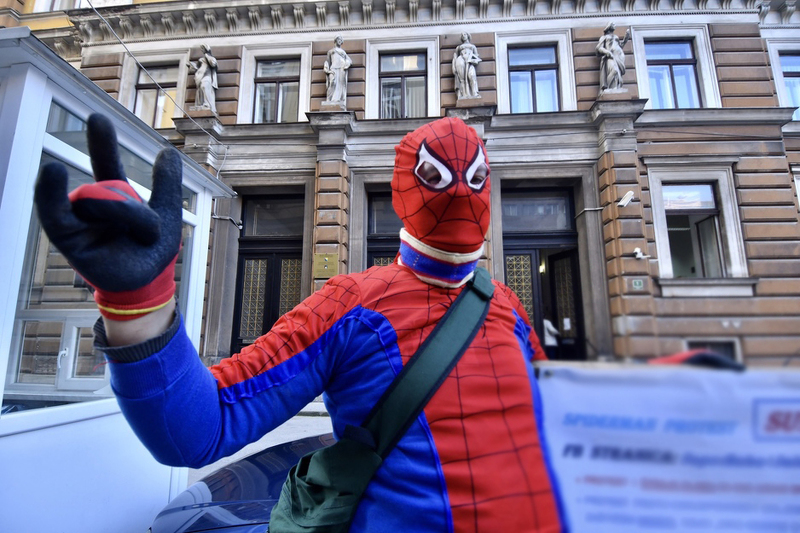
left=268, top=267, right=495, bottom=533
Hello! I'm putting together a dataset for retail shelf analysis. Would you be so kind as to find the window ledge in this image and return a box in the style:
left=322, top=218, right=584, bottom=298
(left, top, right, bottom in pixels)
left=637, top=107, right=796, bottom=127
left=657, top=278, right=757, bottom=298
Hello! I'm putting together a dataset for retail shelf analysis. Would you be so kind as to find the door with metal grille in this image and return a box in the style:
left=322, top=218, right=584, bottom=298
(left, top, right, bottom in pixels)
left=231, top=196, right=304, bottom=354
left=501, top=188, right=585, bottom=360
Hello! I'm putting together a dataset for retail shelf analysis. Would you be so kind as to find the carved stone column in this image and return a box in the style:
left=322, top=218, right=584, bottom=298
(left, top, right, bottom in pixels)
left=308, top=111, right=355, bottom=290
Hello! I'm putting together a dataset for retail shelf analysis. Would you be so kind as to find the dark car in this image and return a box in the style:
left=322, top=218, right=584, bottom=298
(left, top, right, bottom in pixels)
left=150, top=433, right=335, bottom=533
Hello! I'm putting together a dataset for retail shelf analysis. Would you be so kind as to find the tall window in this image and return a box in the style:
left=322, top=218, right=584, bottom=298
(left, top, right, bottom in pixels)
left=645, top=41, right=701, bottom=109
left=508, top=46, right=560, bottom=113
left=253, top=59, right=301, bottom=124
left=779, top=54, right=800, bottom=121
left=367, top=192, right=402, bottom=267
left=662, top=183, right=723, bottom=278
left=6, top=103, right=198, bottom=405
left=379, top=52, right=427, bottom=119
left=134, top=66, right=178, bottom=129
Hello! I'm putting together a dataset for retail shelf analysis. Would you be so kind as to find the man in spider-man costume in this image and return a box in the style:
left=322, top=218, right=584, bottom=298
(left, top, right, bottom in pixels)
left=35, top=115, right=563, bottom=532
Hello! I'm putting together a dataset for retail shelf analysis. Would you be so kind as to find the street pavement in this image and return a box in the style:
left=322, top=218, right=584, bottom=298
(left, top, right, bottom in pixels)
left=187, top=403, right=333, bottom=485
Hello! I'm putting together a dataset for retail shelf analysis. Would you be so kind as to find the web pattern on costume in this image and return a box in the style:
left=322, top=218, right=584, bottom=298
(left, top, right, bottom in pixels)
left=212, top=264, right=559, bottom=531
left=392, top=118, right=492, bottom=251
left=360, top=266, right=560, bottom=532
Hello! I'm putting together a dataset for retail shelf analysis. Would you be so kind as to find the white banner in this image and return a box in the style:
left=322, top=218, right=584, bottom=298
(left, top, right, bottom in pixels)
left=538, top=365, right=800, bottom=533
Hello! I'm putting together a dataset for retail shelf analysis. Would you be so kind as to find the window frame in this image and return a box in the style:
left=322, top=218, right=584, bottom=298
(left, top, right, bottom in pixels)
left=766, top=38, right=800, bottom=128
left=662, top=183, right=725, bottom=278
left=237, top=44, right=312, bottom=124
left=632, top=26, right=721, bottom=110
left=507, top=45, right=561, bottom=113
left=133, top=64, right=180, bottom=129
left=2, top=83, right=212, bottom=403
left=119, top=50, right=190, bottom=129
left=496, top=30, right=576, bottom=114
left=365, top=37, right=440, bottom=120
left=378, top=51, right=428, bottom=119
left=252, top=58, right=302, bottom=124
left=643, top=40, right=702, bottom=110
left=646, top=159, right=748, bottom=287
left=781, top=53, right=800, bottom=121
left=686, top=338, right=742, bottom=363
left=32, top=0, right=78, bottom=12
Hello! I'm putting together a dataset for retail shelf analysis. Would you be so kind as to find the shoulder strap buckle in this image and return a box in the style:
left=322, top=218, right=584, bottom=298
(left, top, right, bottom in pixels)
left=469, top=267, right=494, bottom=301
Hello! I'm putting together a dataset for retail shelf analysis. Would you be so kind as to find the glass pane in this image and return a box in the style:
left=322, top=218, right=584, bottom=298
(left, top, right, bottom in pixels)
left=687, top=341, right=736, bottom=360
left=278, top=258, right=302, bottom=316
left=256, top=59, right=301, bottom=78
left=153, top=87, right=176, bottom=129
left=174, top=223, right=193, bottom=311
left=663, top=184, right=716, bottom=210
left=134, top=88, right=158, bottom=126
left=534, top=69, right=559, bottom=112
left=23, top=155, right=95, bottom=311
left=381, top=78, right=402, bottom=119
left=44, top=105, right=197, bottom=211
left=697, top=216, right=723, bottom=277
left=645, top=42, right=694, bottom=61
left=46, top=102, right=86, bottom=138
left=72, top=326, right=104, bottom=378
left=16, top=321, right=60, bottom=385
left=254, top=83, right=277, bottom=124
left=278, top=82, right=299, bottom=123
left=510, top=71, right=533, bottom=114
left=667, top=214, right=698, bottom=278
left=509, top=47, right=556, bottom=66
left=785, top=78, right=800, bottom=121
left=244, top=197, right=305, bottom=237
left=673, top=65, right=700, bottom=109
left=138, top=66, right=179, bottom=85
left=502, top=192, right=571, bottom=232
left=405, top=76, right=426, bottom=118
left=380, top=53, right=425, bottom=73
left=239, top=258, right=268, bottom=342
left=368, top=195, right=402, bottom=235
left=781, top=54, right=800, bottom=73
left=648, top=65, right=675, bottom=109
left=505, top=254, right=534, bottom=321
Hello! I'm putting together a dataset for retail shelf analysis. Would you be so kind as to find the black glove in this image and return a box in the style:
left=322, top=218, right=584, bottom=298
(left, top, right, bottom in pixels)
left=34, top=113, right=183, bottom=320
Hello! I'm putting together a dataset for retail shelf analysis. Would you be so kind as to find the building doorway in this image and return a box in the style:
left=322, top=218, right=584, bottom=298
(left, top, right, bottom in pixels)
left=231, top=195, right=304, bottom=354
left=501, top=188, right=586, bottom=360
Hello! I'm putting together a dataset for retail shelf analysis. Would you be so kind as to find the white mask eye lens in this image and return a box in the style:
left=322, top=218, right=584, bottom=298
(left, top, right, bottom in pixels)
left=465, top=149, right=488, bottom=190
left=415, top=144, right=453, bottom=190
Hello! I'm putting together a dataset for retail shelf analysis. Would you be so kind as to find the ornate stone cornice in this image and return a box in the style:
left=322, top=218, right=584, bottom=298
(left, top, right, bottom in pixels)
left=58, top=0, right=796, bottom=47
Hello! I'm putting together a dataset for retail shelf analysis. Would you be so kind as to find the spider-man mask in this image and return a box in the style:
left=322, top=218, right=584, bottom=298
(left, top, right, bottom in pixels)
left=391, top=117, right=491, bottom=254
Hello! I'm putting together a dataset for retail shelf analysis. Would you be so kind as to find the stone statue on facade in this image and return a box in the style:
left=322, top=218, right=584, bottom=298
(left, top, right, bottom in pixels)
left=452, top=32, right=481, bottom=100
left=188, top=44, right=218, bottom=113
left=324, top=36, right=352, bottom=106
left=596, top=22, right=630, bottom=93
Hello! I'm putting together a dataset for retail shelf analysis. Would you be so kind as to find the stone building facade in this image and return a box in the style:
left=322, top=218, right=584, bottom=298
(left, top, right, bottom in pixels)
left=7, top=0, right=800, bottom=366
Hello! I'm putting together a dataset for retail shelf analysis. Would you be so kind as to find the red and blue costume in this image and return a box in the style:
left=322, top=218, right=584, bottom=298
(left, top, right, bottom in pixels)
left=101, top=117, right=563, bottom=532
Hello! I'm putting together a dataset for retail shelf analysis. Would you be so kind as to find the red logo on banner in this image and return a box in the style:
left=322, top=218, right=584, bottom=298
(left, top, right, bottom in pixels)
left=764, top=411, right=800, bottom=434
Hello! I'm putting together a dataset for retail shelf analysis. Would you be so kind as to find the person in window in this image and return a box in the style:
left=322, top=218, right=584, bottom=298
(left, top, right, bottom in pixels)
left=324, top=35, right=353, bottom=105
left=452, top=32, right=482, bottom=100
left=33, top=115, right=563, bottom=532
left=188, top=44, right=218, bottom=113
left=596, top=22, right=630, bottom=92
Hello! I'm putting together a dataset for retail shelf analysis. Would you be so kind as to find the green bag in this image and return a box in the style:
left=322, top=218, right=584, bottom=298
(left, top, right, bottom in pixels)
left=268, top=268, right=495, bottom=533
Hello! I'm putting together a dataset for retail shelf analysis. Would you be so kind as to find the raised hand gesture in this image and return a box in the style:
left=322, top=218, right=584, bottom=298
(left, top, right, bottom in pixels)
left=34, top=114, right=183, bottom=321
